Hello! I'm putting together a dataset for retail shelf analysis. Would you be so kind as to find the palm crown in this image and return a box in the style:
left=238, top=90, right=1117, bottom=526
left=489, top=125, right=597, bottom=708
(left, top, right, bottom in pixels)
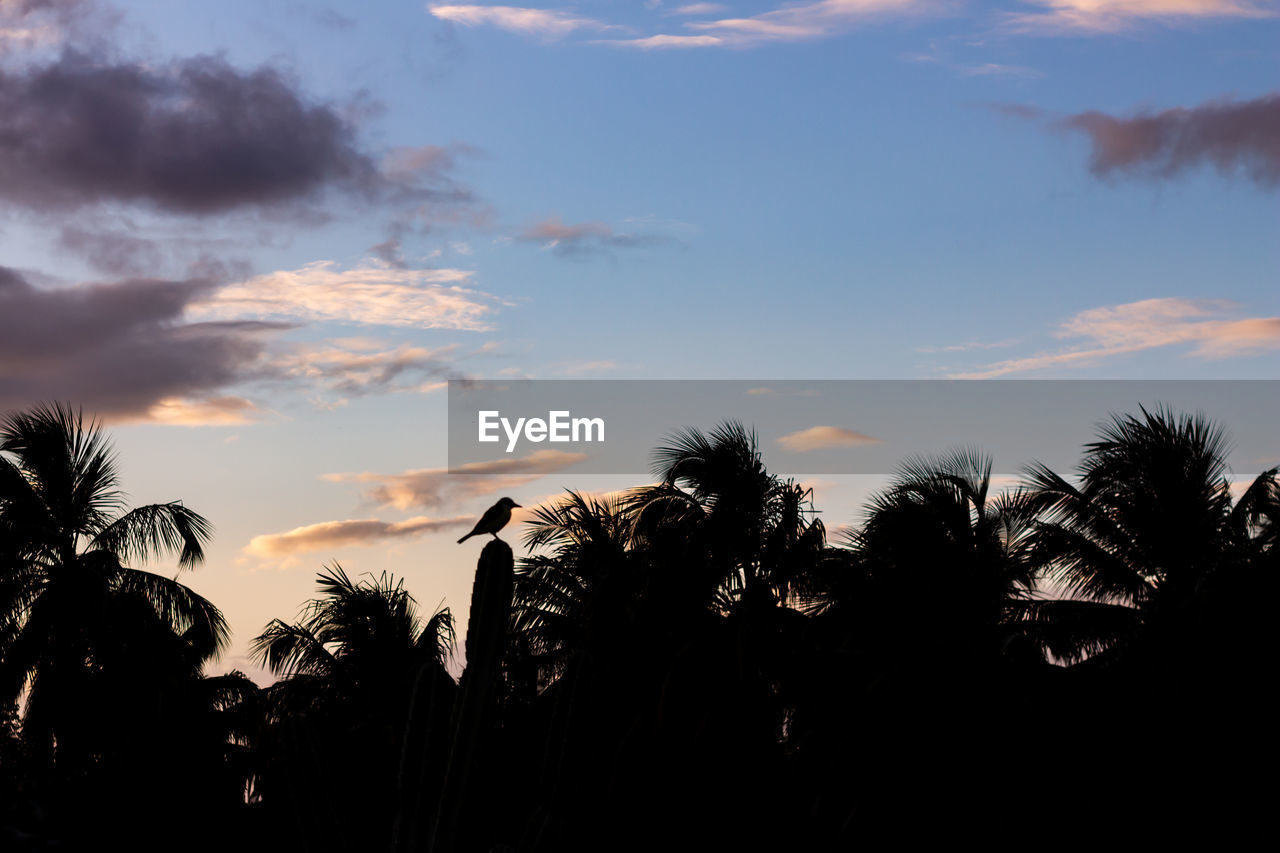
left=0, top=401, right=226, bottom=768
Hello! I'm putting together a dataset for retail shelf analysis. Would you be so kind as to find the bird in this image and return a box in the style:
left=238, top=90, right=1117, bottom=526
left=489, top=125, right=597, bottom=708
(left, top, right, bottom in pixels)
left=457, top=497, right=522, bottom=544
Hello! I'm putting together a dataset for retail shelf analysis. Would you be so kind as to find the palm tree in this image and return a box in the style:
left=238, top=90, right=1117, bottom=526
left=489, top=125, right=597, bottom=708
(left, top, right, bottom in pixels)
left=1020, top=405, right=1279, bottom=668
left=251, top=565, right=455, bottom=851
left=512, top=490, right=636, bottom=688
left=623, top=424, right=823, bottom=796
left=827, top=448, right=1041, bottom=666
left=253, top=564, right=454, bottom=704
left=0, top=402, right=227, bottom=773
left=626, top=421, right=827, bottom=612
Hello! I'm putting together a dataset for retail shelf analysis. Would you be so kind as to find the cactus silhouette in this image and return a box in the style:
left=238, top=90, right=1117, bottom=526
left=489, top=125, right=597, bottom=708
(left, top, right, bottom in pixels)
left=426, top=539, right=515, bottom=853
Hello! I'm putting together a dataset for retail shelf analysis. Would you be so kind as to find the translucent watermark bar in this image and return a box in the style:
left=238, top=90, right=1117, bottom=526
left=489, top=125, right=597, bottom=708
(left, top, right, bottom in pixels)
left=447, top=380, right=1280, bottom=476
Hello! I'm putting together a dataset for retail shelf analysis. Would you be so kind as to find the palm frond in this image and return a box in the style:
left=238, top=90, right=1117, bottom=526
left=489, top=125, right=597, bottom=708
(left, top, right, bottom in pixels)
left=89, top=502, right=213, bottom=570
left=251, top=619, right=337, bottom=678
left=115, top=566, right=231, bottom=660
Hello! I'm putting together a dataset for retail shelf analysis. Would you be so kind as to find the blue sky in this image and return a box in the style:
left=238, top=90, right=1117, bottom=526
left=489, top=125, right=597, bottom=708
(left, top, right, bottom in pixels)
left=1, top=0, right=1277, bottom=677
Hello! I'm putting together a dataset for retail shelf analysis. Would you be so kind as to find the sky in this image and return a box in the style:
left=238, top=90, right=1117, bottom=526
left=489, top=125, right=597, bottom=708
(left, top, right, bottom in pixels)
left=1, top=0, right=1277, bottom=679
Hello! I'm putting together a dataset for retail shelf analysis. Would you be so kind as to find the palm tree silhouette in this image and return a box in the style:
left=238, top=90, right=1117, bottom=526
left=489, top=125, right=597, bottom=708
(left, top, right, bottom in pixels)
left=1020, top=405, right=1278, bottom=667
left=513, top=490, right=635, bottom=687
left=627, top=421, right=827, bottom=612
left=251, top=564, right=455, bottom=851
left=0, top=402, right=226, bottom=775
left=253, top=564, right=454, bottom=694
left=836, top=448, right=1041, bottom=664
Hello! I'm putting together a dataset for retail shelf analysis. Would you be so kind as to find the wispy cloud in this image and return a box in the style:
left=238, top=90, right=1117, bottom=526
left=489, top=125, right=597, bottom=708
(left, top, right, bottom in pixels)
left=516, top=215, right=678, bottom=257
left=269, top=339, right=461, bottom=398
left=245, top=515, right=473, bottom=565
left=428, top=4, right=614, bottom=38
left=778, top=425, right=881, bottom=452
left=602, top=33, right=725, bottom=48
left=1004, top=0, right=1277, bottom=35
left=600, top=0, right=936, bottom=49
left=916, top=338, right=1020, bottom=353
left=949, top=298, right=1280, bottom=378
left=324, top=449, right=588, bottom=510
left=558, top=360, right=617, bottom=375
left=667, top=3, right=728, bottom=15
left=193, top=261, right=502, bottom=330
left=959, top=62, right=1043, bottom=78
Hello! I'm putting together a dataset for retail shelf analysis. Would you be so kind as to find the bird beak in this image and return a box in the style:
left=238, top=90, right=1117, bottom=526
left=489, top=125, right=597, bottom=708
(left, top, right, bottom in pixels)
left=512, top=502, right=522, bottom=508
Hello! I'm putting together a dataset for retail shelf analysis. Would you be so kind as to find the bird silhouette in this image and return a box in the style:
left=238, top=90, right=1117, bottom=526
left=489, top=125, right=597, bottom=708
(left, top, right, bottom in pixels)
left=457, top=496, right=522, bottom=544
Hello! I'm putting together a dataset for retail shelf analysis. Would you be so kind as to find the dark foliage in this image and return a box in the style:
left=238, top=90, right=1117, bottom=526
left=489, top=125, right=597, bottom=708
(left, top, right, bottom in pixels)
left=2, top=406, right=1274, bottom=850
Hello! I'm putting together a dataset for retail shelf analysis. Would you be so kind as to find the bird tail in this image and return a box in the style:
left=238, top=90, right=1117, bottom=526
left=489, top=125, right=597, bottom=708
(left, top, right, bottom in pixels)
left=457, top=531, right=476, bottom=544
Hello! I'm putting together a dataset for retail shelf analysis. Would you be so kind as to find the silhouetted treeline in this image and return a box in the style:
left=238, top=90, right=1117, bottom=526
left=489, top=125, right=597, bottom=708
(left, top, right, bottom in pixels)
left=2, top=403, right=1275, bottom=851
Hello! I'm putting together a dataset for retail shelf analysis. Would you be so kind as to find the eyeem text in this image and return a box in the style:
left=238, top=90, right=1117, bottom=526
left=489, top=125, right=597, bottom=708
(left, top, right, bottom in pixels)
left=478, top=410, right=605, bottom=453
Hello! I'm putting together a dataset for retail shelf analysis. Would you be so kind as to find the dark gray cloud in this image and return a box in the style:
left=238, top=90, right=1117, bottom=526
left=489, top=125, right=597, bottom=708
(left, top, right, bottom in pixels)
left=0, top=0, right=107, bottom=47
left=55, top=221, right=259, bottom=277
left=0, top=265, right=286, bottom=418
left=1059, top=92, right=1280, bottom=188
left=303, top=5, right=357, bottom=30
left=55, top=224, right=165, bottom=276
left=0, top=52, right=381, bottom=215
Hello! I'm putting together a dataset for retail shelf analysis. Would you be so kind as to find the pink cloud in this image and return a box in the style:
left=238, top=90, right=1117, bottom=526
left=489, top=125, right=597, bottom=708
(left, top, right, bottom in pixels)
left=950, top=298, right=1280, bottom=378
left=1060, top=93, right=1280, bottom=188
left=428, top=4, right=613, bottom=38
left=1005, top=0, right=1276, bottom=34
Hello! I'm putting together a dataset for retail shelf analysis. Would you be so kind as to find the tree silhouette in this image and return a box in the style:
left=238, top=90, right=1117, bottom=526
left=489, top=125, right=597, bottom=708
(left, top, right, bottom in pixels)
left=251, top=564, right=456, bottom=851
left=3, top=402, right=1274, bottom=849
left=0, top=402, right=226, bottom=774
left=1021, top=405, right=1279, bottom=667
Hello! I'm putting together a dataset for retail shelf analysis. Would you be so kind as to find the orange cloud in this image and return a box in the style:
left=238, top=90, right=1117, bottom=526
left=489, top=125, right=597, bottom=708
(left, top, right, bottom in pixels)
left=245, top=515, right=473, bottom=561
left=193, top=261, right=500, bottom=331
left=324, top=449, right=588, bottom=510
left=136, top=395, right=260, bottom=426
left=950, top=298, right=1280, bottom=378
left=779, top=425, right=881, bottom=452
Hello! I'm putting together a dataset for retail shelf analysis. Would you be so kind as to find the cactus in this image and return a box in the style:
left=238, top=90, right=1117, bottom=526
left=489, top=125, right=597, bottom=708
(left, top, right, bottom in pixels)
left=425, top=538, right=515, bottom=853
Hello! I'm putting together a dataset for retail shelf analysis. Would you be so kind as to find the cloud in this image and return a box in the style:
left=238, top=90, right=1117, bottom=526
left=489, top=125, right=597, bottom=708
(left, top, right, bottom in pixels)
left=668, top=2, right=728, bottom=13
left=558, top=360, right=617, bottom=375
left=244, top=515, right=474, bottom=562
left=0, top=52, right=384, bottom=215
left=516, top=215, right=678, bottom=257
left=778, top=425, right=881, bottom=452
left=1004, top=0, right=1276, bottom=34
left=959, top=62, right=1043, bottom=78
left=949, top=298, right=1280, bottom=378
left=269, top=339, right=461, bottom=397
left=137, top=396, right=260, bottom=426
left=193, top=261, right=502, bottom=330
left=0, top=0, right=105, bottom=53
left=916, top=338, right=1020, bottom=353
left=601, top=0, right=934, bottom=49
left=325, top=449, right=588, bottom=510
left=0, top=265, right=284, bottom=419
left=1059, top=92, right=1280, bottom=189
left=306, top=6, right=357, bottom=30
left=428, top=4, right=613, bottom=38
left=601, top=33, right=725, bottom=48
left=0, top=260, right=499, bottom=421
